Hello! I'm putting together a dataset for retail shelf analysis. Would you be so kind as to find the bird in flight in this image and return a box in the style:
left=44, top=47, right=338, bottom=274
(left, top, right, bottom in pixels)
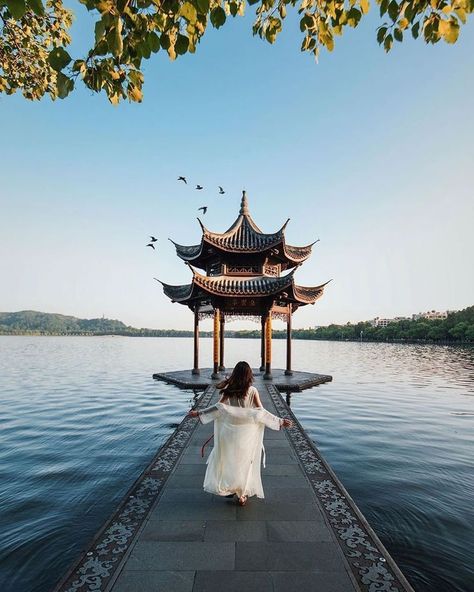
left=196, top=185, right=203, bottom=190
left=198, top=206, right=208, bottom=215
left=149, top=236, right=157, bottom=242
left=146, top=243, right=155, bottom=250
left=218, top=186, right=225, bottom=195
left=178, top=176, right=187, bottom=184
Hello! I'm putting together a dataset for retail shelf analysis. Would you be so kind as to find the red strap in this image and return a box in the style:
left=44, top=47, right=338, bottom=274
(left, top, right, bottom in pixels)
left=201, top=434, right=214, bottom=457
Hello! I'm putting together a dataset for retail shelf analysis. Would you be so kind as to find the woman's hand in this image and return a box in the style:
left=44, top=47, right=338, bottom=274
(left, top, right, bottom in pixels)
left=188, top=409, right=199, bottom=418
left=281, top=418, right=294, bottom=428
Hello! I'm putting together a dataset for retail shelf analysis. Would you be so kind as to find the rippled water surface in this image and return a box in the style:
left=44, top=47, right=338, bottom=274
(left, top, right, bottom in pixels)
left=0, top=336, right=473, bottom=592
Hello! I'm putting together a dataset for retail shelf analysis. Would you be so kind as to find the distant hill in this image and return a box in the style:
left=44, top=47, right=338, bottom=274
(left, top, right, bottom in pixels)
left=0, top=311, right=195, bottom=337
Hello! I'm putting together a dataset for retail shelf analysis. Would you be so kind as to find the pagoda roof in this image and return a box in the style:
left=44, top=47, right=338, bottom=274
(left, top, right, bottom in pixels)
left=170, top=192, right=316, bottom=267
left=157, top=268, right=329, bottom=306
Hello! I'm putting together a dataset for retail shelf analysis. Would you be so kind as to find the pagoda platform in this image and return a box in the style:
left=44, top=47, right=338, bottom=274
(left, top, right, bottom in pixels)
left=152, top=368, right=333, bottom=392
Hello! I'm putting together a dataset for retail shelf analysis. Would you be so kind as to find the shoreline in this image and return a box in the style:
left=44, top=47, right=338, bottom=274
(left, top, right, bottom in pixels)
left=1, top=332, right=472, bottom=346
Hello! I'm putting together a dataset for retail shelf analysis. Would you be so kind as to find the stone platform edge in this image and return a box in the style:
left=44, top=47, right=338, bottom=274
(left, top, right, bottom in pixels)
left=152, top=368, right=333, bottom=392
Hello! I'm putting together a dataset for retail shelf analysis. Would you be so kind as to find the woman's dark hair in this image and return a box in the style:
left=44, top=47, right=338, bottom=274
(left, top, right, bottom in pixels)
left=217, top=361, right=253, bottom=400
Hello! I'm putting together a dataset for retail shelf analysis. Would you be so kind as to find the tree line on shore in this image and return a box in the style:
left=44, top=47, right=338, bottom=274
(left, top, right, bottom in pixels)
left=1, top=307, right=473, bottom=343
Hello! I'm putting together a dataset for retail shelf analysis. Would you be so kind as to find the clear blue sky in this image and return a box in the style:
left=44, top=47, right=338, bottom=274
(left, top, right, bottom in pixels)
left=1, top=8, right=473, bottom=330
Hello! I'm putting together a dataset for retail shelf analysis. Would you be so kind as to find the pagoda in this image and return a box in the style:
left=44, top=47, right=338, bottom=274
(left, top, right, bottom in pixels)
left=158, top=191, right=329, bottom=379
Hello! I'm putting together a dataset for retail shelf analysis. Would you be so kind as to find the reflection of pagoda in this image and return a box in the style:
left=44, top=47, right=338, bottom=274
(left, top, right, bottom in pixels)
left=159, top=191, right=329, bottom=379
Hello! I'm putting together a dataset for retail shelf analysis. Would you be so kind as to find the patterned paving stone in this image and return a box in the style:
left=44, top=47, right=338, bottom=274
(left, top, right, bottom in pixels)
left=140, top=520, right=206, bottom=542
left=235, top=542, right=347, bottom=572
left=124, top=541, right=235, bottom=571
left=204, top=520, right=268, bottom=542
left=271, top=571, right=357, bottom=592
left=266, top=520, right=332, bottom=542
left=193, top=571, right=273, bottom=592
left=112, top=570, right=195, bottom=592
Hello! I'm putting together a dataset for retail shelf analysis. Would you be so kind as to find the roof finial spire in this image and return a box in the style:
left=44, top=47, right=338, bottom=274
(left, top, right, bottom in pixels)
left=240, top=190, right=249, bottom=215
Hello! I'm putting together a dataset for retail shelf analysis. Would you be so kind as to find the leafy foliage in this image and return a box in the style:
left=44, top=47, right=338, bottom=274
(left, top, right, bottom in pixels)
left=1, top=0, right=472, bottom=103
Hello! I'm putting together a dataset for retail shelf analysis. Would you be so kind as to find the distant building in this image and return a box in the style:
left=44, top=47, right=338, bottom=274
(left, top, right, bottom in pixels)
left=370, top=316, right=409, bottom=327
left=412, top=310, right=451, bottom=321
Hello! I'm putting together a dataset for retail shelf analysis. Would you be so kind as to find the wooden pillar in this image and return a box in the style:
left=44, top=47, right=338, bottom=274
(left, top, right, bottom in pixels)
left=218, top=313, right=225, bottom=371
left=263, top=311, right=272, bottom=380
left=260, top=315, right=266, bottom=371
left=192, top=306, right=200, bottom=375
left=211, top=308, right=220, bottom=378
left=285, top=304, right=293, bottom=376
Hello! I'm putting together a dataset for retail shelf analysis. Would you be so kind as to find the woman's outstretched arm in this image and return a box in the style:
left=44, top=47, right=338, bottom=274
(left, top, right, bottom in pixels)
left=188, top=404, right=221, bottom=424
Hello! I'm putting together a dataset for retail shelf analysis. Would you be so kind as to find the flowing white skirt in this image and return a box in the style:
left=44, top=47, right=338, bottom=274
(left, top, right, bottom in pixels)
left=199, top=403, right=281, bottom=499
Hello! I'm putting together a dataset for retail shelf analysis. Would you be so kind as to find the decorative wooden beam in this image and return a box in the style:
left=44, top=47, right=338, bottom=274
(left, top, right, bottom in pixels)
left=211, top=308, right=220, bottom=379
left=192, top=306, right=200, bottom=375
left=263, top=311, right=272, bottom=380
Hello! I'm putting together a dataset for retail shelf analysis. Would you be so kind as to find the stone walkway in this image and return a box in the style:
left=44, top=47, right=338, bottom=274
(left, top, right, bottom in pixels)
left=107, top=379, right=362, bottom=592
left=53, top=375, right=414, bottom=592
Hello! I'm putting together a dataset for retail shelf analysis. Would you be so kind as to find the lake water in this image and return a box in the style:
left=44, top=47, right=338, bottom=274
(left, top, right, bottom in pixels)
left=0, top=336, right=473, bottom=592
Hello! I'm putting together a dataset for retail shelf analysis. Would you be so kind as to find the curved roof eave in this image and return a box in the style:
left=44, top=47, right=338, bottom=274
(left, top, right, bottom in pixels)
left=155, top=278, right=195, bottom=303
left=283, top=239, right=319, bottom=263
left=292, top=279, right=332, bottom=304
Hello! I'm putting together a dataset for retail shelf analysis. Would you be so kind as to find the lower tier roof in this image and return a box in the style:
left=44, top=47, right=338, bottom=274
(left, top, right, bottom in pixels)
left=158, top=270, right=329, bottom=307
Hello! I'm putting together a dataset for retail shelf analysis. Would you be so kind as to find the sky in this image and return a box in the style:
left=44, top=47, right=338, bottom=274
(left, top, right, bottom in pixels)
left=0, top=8, right=473, bottom=330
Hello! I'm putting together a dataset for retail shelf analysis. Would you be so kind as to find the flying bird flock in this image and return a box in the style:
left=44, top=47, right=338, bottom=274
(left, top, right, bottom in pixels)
left=146, top=176, right=228, bottom=251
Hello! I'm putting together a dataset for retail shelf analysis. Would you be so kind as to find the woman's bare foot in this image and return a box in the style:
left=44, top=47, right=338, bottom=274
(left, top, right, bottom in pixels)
left=238, top=495, right=248, bottom=506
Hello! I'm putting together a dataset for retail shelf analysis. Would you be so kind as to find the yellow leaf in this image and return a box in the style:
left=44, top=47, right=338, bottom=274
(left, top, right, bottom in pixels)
left=360, top=0, right=370, bottom=14
left=399, top=17, right=409, bottom=29
left=439, top=18, right=459, bottom=42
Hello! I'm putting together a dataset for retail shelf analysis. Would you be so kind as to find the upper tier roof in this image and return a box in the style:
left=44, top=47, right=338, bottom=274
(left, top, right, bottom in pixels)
left=170, top=192, right=316, bottom=268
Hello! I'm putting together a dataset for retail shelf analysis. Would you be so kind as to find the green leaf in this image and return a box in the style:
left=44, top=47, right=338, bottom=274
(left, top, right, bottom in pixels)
left=175, top=34, right=190, bottom=54
left=180, top=1, right=198, bottom=22
left=377, top=26, right=387, bottom=44
left=387, top=0, right=398, bottom=21
left=299, top=14, right=313, bottom=32
left=411, top=21, right=420, bottom=38
left=394, top=27, right=403, bottom=41
left=196, top=0, right=210, bottom=12
left=229, top=1, right=238, bottom=16
left=379, top=0, right=389, bottom=16
left=148, top=32, right=160, bottom=53
left=108, top=19, right=124, bottom=57
left=383, top=32, right=393, bottom=51
left=160, top=33, right=171, bottom=50
left=210, top=6, right=226, bottom=28
left=56, top=72, right=74, bottom=99
left=137, top=39, right=151, bottom=59
left=95, top=20, right=106, bottom=44
left=48, top=47, right=72, bottom=72
left=27, top=0, right=44, bottom=16
left=6, top=0, right=26, bottom=19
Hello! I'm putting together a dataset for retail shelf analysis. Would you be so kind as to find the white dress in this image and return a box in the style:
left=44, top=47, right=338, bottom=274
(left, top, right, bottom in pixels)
left=198, top=387, right=282, bottom=499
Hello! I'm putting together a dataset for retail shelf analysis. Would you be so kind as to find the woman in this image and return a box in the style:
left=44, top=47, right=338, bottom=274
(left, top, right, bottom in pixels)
left=188, top=361, right=293, bottom=506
